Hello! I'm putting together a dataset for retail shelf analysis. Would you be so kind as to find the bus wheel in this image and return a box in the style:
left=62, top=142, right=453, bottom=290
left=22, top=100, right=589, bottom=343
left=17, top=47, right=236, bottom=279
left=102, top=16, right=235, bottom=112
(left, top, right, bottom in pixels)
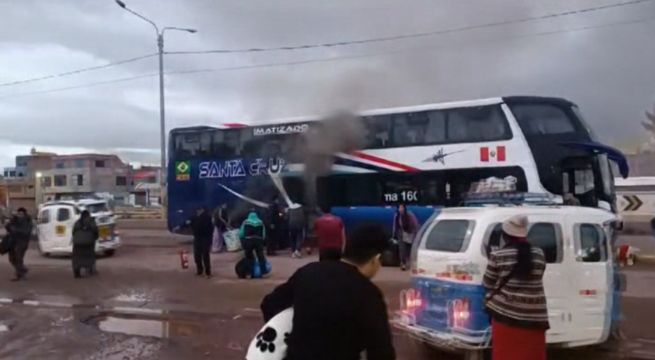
left=104, top=250, right=116, bottom=257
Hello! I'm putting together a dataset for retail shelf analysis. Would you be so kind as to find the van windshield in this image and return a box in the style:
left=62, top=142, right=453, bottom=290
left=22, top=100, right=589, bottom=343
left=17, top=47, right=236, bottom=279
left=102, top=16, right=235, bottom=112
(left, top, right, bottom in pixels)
left=424, top=220, right=475, bottom=252
left=85, top=203, right=109, bottom=214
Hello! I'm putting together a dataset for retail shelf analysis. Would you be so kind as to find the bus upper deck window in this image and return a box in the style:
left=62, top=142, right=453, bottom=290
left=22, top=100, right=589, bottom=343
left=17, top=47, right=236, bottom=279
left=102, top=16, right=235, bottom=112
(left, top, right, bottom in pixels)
left=363, top=116, right=391, bottom=148
left=212, top=130, right=240, bottom=158
left=447, top=105, right=509, bottom=142
left=174, top=133, right=200, bottom=157
left=511, top=104, right=576, bottom=136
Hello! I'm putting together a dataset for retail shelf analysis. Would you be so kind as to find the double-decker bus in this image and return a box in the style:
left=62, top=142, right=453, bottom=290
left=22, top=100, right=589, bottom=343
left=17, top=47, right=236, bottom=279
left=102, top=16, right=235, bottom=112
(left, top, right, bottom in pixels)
left=167, top=96, right=628, bottom=233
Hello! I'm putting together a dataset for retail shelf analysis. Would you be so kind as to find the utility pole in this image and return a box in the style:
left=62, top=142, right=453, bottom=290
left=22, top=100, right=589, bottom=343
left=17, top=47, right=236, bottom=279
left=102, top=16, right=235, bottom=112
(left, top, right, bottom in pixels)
left=115, top=0, right=196, bottom=201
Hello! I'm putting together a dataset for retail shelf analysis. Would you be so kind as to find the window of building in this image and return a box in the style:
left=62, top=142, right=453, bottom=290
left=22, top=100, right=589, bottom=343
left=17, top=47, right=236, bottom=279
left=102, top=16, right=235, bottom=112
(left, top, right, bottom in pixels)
left=54, top=175, right=67, bottom=187
left=56, top=208, right=71, bottom=222
left=95, top=160, right=106, bottom=168
left=74, top=174, right=84, bottom=186
left=511, top=104, right=577, bottom=136
left=527, top=223, right=562, bottom=263
left=75, top=159, right=85, bottom=168
left=116, top=176, right=127, bottom=186
left=424, top=220, right=475, bottom=253
left=55, top=162, right=66, bottom=169
left=576, top=224, right=608, bottom=262
left=38, top=209, right=51, bottom=224
left=42, top=176, right=52, bottom=188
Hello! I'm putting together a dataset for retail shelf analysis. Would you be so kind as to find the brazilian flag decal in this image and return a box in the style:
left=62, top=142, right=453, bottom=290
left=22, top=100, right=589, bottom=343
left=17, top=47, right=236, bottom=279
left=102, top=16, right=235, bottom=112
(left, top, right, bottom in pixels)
left=175, top=161, right=190, bottom=181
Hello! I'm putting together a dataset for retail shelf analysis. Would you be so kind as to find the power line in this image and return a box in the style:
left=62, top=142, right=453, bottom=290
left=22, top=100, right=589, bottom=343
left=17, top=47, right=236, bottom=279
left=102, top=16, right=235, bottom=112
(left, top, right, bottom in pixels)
left=166, top=0, right=654, bottom=55
left=0, top=73, right=158, bottom=99
left=1, top=15, right=652, bottom=100
left=158, top=16, right=655, bottom=75
left=0, top=0, right=650, bottom=90
left=0, top=53, right=157, bottom=87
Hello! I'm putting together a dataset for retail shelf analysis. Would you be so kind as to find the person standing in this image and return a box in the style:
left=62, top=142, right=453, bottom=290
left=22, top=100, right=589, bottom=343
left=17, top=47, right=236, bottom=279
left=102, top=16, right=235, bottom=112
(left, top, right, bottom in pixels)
left=483, top=215, right=549, bottom=360
left=5, top=208, right=33, bottom=281
left=392, top=204, right=419, bottom=271
left=239, top=210, right=268, bottom=278
left=71, top=210, right=99, bottom=278
left=288, top=204, right=305, bottom=259
left=260, top=224, right=395, bottom=360
left=188, top=207, right=214, bottom=278
left=212, top=204, right=229, bottom=253
left=314, top=206, right=346, bottom=261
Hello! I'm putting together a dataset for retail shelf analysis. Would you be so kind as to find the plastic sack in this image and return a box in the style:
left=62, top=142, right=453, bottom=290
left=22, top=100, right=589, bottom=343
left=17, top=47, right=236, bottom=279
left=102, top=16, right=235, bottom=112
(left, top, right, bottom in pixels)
left=224, top=229, right=242, bottom=252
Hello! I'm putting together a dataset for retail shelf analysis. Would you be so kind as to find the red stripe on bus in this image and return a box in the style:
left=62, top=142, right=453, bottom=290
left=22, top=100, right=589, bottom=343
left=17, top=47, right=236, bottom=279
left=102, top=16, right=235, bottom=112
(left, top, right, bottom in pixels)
left=351, top=151, right=418, bottom=172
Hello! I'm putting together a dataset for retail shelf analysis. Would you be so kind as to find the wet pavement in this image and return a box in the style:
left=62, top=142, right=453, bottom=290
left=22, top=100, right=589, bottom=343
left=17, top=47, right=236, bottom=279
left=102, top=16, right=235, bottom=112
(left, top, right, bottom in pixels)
left=0, top=227, right=654, bottom=359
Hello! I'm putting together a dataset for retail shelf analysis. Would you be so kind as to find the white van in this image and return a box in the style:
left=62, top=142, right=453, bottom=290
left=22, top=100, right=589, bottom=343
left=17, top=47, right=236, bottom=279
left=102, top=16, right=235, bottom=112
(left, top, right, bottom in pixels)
left=36, top=199, right=121, bottom=257
left=395, top=205, right=618, bottom=359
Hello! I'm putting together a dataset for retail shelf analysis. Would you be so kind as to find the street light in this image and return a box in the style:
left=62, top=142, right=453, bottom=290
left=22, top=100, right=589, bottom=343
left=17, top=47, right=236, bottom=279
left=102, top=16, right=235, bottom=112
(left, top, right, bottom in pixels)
left=115, top=0, right=197, bottom=196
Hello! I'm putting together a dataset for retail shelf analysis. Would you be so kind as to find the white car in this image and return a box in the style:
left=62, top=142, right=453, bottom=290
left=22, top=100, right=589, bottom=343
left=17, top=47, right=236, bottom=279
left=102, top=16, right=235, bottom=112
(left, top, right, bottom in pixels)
left=36, top=199, right=121, bottom=257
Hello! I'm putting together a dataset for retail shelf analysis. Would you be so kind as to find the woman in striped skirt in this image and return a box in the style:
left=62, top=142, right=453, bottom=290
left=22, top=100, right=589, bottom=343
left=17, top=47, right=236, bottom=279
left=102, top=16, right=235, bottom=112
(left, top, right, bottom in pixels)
left=483, top=215, right=550, bottom=360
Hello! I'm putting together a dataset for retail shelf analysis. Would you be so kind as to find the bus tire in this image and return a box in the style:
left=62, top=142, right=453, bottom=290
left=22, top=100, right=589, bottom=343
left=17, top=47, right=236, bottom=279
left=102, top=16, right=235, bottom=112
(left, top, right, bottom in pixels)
left=104, top=250, right=116, bottom=257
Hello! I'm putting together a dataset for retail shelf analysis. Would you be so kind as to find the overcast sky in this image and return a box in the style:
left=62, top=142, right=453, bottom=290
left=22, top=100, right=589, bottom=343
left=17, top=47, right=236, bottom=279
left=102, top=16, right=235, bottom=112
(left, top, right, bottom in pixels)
left=1, top=0, right=654, bottom=168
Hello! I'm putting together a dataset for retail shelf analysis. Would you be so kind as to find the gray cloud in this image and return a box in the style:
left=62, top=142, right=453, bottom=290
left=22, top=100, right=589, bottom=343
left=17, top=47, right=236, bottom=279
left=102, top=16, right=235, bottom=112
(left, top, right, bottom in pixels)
left=1, top=0, right=654, bottom=167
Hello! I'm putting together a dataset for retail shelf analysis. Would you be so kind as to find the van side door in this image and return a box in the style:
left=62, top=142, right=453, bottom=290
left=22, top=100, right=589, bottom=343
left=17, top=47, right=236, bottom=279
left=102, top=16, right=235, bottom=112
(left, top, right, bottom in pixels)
left=525, top=214, right=571, bottom=344
left=569, top=221, right=613, bottom=346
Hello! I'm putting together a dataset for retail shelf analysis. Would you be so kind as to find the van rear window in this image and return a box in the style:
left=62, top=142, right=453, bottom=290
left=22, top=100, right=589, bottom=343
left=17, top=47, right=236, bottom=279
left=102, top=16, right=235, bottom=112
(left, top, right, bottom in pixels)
left=424, top=220, right=474, bottom=252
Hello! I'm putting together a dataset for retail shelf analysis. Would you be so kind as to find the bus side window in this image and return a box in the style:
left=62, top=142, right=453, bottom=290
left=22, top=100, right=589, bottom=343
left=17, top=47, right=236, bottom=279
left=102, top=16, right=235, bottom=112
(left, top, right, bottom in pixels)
left=511, top=104, right=576, bottom=136
left=527, top=223, right=562, bottom=263
left=363, top=115, right=391, bottom=148
left=447, top=105, right=510, bottom=142
left=576, top=224, right=608, bottom=262
left=212, top=130, right=241, bottom=158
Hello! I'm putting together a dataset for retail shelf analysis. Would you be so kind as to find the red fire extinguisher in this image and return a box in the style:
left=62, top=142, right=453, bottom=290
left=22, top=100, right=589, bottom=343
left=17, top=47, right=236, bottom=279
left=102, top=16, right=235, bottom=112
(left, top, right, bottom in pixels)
left=180, top=250, right=189, bottom=269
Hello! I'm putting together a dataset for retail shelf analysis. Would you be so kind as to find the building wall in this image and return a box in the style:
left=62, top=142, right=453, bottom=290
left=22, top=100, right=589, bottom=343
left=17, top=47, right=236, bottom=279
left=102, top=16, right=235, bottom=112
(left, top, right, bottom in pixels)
left=40, top=155, right=132, bottom=203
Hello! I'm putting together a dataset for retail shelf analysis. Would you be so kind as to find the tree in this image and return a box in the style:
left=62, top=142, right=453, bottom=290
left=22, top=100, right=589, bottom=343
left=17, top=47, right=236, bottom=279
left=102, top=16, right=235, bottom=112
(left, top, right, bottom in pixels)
left=644, top=108, right=655, bottom=134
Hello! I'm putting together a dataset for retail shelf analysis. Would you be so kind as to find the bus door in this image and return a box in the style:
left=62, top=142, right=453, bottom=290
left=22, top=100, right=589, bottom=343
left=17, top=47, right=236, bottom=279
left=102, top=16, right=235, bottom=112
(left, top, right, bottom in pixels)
left=569, top=221, right=613, bottom=345
left=561, top=157, right=597, bottom=207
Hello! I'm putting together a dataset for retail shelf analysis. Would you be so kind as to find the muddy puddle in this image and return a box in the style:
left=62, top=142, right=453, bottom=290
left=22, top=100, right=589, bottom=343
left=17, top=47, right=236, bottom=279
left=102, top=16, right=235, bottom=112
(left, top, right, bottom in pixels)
left=82, top=310, right=226, bottom=340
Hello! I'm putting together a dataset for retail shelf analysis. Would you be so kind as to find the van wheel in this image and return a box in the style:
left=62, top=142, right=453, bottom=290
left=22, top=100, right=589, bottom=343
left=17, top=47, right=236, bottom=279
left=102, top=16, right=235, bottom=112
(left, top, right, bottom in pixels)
left=104, top=250, right=116, bottom=257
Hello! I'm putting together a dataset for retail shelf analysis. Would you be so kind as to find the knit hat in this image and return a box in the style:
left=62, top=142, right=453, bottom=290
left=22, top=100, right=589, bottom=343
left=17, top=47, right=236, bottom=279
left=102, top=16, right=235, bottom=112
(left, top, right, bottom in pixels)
left=502, top=215, right=529, bottom=238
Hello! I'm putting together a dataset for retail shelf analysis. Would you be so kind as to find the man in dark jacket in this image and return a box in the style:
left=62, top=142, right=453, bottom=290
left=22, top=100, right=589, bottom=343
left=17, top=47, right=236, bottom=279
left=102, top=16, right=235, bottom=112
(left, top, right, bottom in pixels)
left=261, top=224, right=395, bottom=360
left=188, top=207, right=214, bottom=278
left=6, top=208, right=33, bottom=281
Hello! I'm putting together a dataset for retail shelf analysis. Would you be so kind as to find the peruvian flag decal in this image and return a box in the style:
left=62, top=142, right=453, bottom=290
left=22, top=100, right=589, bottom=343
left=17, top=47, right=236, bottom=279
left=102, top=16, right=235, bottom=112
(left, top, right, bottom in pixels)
left=480, top=146, right=506, bottom=162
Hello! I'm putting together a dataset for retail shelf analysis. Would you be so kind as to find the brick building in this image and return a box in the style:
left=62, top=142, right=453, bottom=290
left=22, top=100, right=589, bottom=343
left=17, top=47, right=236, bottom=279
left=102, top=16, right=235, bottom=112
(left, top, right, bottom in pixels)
left=1, top=149, right=133, bottom=213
